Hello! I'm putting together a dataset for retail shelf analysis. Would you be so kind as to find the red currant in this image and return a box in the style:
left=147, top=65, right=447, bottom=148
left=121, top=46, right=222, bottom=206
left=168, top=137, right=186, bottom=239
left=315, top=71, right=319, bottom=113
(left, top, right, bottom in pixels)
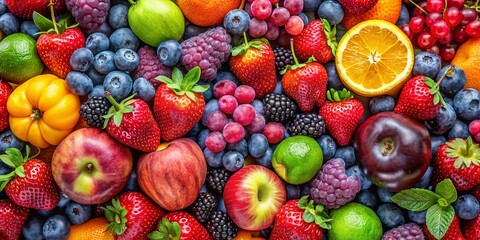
left=438, top=31, right=453, bottom=45
left=426, top=12, right=443, bottom=28
left=400, top=24, right=415, bottom=40
left=466, top=20, right=480, bottom=38
left=446, top=0, right=465, bottom=8
left=426, top=0, right=445, bottom=13
left=431, top=20, right=450, bottom=38
left=440, top=46, right=455, bottom=61
left=409, top=16, right=426, bottom=33
left=427, top=45, right=440, bottom=55
left=444, top=7, right=463, bottom=27
left=453, top=25, right=470, bottom=43
left=413, top=2, right=428, bottom=17
left=417, top=31, right=437, bottom=49
left=460, top=8, right=478, bottom=25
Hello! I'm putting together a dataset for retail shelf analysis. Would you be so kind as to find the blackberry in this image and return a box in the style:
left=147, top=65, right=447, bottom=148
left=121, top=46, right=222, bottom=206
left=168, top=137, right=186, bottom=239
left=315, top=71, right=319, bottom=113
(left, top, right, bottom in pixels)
left=206, top=211, right=237, bottom=240
left=79, top=96, right=110, bottom=128
left=206, top=168, right=231, bottom=196
left=189, top=192, right=218, bottom=223
left=382, top=223, right=424, bottom=240
left=288, top=113, right=326, bottom=139
left=273, top=47, right=294, bottom=72
left=263, top=93, right=298, bottom=124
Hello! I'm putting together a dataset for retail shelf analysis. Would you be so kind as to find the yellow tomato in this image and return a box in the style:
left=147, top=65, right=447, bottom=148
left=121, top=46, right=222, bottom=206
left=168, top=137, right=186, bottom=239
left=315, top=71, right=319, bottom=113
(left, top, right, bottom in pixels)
left=7, top=74, right=80, bottom=148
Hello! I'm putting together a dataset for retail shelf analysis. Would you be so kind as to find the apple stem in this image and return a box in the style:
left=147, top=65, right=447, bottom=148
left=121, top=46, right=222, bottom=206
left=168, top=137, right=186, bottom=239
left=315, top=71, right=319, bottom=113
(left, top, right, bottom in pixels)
left=86, top=163, right=93, bottom=173
left=289, top=38, right=300, bottom=66
left=48, top=0, right=59, bottom=35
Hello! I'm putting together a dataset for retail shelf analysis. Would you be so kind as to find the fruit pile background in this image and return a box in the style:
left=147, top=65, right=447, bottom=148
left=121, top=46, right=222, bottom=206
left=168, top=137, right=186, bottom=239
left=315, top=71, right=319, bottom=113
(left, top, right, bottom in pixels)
left=0, top=0, right=480, bottom=239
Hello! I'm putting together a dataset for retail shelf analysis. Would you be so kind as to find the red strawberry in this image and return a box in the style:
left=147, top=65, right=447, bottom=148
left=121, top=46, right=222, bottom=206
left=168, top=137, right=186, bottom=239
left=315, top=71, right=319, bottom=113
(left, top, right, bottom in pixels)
left=103, top=191, right=165, bottom=240
left=148, top=211, right=212, bottom=240
left=293, top=19, right=336, bottom=63
left=0, top=199, right=29, bottom=240
left=338, top=0, right=378, bottom=14
left=471, top=184, right=480, bottom=202
left=319, top=89, right=364, bottom=146
left=104, top=93, right=161, bottom=152
left=424, top=214, right=466, bottom=240
left=229, top=37, right=276, bottom=98
left=0, top=145, right=60, bottom=210
left=394, top=75, right=444, bottom=121
left=0, top=80, right=12, bottom=132
left=462, top=213, right=480, bottom=239
left=432, top=137, right=480, bottom=191
left=270, top=196, right=331, bottom=240
left=154, top=66, right=208, bottom=141
left=5, top=0, right=65, bottom=19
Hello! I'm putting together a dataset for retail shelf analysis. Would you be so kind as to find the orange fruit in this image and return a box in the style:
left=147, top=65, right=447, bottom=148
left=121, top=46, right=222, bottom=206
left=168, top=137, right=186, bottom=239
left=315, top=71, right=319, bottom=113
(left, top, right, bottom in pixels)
left=67, top=217, right=115, bottom=240
left=335, top=20, right=414, bottom=97
left=342, top=0, right=402, bottom=29
left=177, top=0, right=243, bottom=27
left=451, top=37, right=480, bottom=91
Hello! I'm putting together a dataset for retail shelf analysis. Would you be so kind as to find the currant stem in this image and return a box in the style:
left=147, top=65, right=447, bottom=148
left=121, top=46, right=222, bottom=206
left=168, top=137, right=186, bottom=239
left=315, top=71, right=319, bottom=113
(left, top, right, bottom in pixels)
left=289, top=38, right=300, bottom=66
left=410, top=0, right=428, bottom=15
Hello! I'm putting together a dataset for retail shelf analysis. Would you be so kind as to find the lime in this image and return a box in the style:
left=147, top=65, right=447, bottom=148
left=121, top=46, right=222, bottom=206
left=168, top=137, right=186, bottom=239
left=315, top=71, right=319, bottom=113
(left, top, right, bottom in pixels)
left=328, top=202, right=383, bottom=240
left=272, top=135, right=323, bottom=185
left=0, top=33, right=44, bottom=84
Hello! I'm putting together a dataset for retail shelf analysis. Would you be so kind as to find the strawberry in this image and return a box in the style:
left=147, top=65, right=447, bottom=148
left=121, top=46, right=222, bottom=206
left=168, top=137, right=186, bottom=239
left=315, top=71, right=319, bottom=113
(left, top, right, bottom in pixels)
left=424, top=214, right=466, bottom=240
left=0, top=145, right=60, bottom=210
left=0, top=80, right=12, bottom=132
left=229, top=35, right=276, bottom=98
left=394, top=75, right=445, bottom=121
left=103, top=191, right=165, bottom=240
left=148, top=211, right=212, bottom=240
left=338, top=0, right=378, bottom=14
left=462, top=213, right=480, bottom=239
left=293, top=19, right=336, bottom=64
left=5, top=0, right=65, bottom=19
left=319, top=89, right=364, bottom=146
left=432, top=137, right=480, bottom=191
left=103, top=93, right=161, bottom=152
left=0, top=199, right=29, bottom=240
left=471, top=184, right=480, bottom=202
left=154, top=66, right=209, bottom=141
left=270, top=196, right=331, bottom=240
left=34, top=5, right=85, bottom=79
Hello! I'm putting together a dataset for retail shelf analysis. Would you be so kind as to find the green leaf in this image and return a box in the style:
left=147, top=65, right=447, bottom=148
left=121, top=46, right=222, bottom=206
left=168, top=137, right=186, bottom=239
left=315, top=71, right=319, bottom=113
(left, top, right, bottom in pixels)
left=191, top=85, right=209, bottom=93
left=0, top=180, right=8, bottom=192
left=390, top=188, right=440, bottom=211
left=184, top=66, right=201, bottom=85
left=426, top=204, right=455, bottom=240
left=303, top=211, right=315, bottom=223
left=172, top=68, right=184, bottom=85
left=32, top=11, right=54, bottom=32
left=113, top=113, right=123, bottom=126
left=147, top=231, right=163, bottom=239
left=435, top=179, right=457, bottom=204
left=5, top=148, right=23, bottom=166
left=0, top=155, right=15, bottom=168
left=298, top=195, right=309, bottom=209
left=185, top=91, right=196, bottom=101
left=14, top=166, right=25, bottom=178
left=155, top=75, right=174, bottom=84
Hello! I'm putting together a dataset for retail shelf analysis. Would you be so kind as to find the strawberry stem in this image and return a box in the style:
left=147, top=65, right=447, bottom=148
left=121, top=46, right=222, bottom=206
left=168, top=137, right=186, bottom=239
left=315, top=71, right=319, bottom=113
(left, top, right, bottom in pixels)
left=433, top=65, right=453, bottom=89
left=242, top=32, right=250, bottom=48
left=409, top=0, right=428, bottom=15
left=48, top=0, right=59, bottom=34
left=105, top=92, right=122, bottom=111
left=289, top=38, right=300, bottom=66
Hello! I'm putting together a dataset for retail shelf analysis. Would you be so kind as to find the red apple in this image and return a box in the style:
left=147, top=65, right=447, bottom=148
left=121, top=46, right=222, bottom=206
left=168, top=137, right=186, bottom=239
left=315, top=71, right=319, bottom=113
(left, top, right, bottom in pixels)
left=137, top=138, right=207, bottom=211
left=224, top=165, right=286, bottom=231
left=51, top=128, right=133, bottom=205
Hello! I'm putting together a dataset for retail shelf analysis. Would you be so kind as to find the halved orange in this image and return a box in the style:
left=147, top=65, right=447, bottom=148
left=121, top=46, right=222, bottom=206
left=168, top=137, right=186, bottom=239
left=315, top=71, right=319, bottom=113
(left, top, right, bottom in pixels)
left=335, top=20, right=414, bottom=97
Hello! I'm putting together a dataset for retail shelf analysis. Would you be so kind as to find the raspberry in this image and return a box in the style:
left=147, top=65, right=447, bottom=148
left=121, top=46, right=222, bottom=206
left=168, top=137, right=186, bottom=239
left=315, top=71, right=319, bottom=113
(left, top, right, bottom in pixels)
left=66, top=0, right=110, bottom=31
left=382, top=223, right=425, bottom=240
left=181, top=27, right=232, bottom=81
left=309, top=158, right=361, bottom=209
left=134, top=46, right=172, bottom=89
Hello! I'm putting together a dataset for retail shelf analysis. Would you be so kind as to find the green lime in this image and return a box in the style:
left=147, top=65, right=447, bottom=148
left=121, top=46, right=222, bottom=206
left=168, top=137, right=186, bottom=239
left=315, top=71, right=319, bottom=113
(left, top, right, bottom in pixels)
left=0, top=33, right=44, bottom=84
left=272, top=135, right=323, bottom=185
left=328, top=202, right=383, bottom=240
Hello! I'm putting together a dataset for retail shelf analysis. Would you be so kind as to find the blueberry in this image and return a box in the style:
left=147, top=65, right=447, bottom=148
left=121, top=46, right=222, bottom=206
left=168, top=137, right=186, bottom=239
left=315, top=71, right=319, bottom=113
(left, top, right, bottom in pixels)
left=36, top=209, right=55, bottom=217
left=408, top=210, right=427, bottom=224
left=200, top=184, right=208, bottom=193
left=424, top=103, right=457, bottom=135
left=86, top=21, right=113, bottom=37
left=346, top=165, right=372, bottom=190
left=156, top=40, right=182, bottom=67
left=200, top=81, right=213, bottom=102
left=0, top=13, right=19, bottom=35
left=412, top=52, right=441, bottom=79
left=222, top=150, right=244, bottom=171
left=444, top=96, right=454, bottom=107
left=20, top=21, right=39, bottom=40
left=218, top=197, right=227, bottom=213
left=376, top=203, right=405, bottom=228
left=448, top=119, right=470, bottom=139
left=285, top=183, right=301, bottom=200
left=87, top=67, right=105, bottom=86
left=42, top=214, right=70, bottom=240
left=132, top=78, right=155, bottom=103
left=223, top=9, right=250, bottom=35
left=88, top=85, right=105, bottom=99
left=22, top=215, right=45, bottom=240
left=103, top=70, right=133, bottom=101
left=215, top=71, right=239, bottom=85
left=204, top=148, right=224, bottom=168
left=377, top=187, right=394, bottom=203
left=324, top=61, right=344, bottom=90
left=369, top=95, right=395, bottom=114
left=115, top=48, right=139, bottom=72
left=354, top=189, right=378, bottom=209
left=248, top=133, right=269, bottom=158
left=274, top=80, right=283, bottom=94
left=198, top=129, right=211, bottom=150
left=251, top=99, right=265, bottom=116
left=413, top=166, right=433, bottom=189
left=66, top=71, right=93, bottom=96
left=187, top=123, right=203, bottom=137
left=202, top=99, right=220, bottom=126
left=56, top=191, right=71, bottom=210
left=0, top=128, right=25, bottom=154
left=109, top=28, right=139, bottom=51
left=94, top=51, right=117, bottom=74
left=70, top=48, right=94, bottom=72
left=122, top=169, right=140, bottom=192
left=317, top=135, right=336, bottom=160
left=183, top=24, right=207, bottom=40
left=297, top=12, right=309, bottom=26
left=86, top=32, right=110, bottom=54
left=396, top=4, right=410, bottom=26
left=108, top=4, right=129, bottom=29
left=436, top=65, right=466, bottom=97
left=256, top=147, right=273, bottom=168
left=0, top=161, right=10, bottom=175
left=334, top=146, right=355, bottom=168
left=453, top=88, right=480, bottom=121
left=303, top=0, right=322, bottom=12
left=454, top=194, right=480, bottom=220
left=65, top=202, right=91, bottom=225
left=0, top=0, right=7, bottom=15
left=228, top=139, right=248, bottom=157
left=317, top=0, right=344, bottom=26
left=431, top=135, right=446, bottom=156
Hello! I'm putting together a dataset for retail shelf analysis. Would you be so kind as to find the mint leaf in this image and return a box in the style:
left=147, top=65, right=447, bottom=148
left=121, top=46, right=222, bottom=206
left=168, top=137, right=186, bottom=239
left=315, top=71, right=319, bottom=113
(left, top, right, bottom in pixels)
left=390, top=188, right=440, bottom=211
left=426, top=204, right=455, bottom=240
left=435, top=179, right=457, bottom=204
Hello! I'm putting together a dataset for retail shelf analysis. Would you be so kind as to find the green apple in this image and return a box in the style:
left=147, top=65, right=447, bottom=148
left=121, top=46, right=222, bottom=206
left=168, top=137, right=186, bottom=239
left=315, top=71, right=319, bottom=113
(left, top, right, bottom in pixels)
left=128, top=0, right=185, bottom=47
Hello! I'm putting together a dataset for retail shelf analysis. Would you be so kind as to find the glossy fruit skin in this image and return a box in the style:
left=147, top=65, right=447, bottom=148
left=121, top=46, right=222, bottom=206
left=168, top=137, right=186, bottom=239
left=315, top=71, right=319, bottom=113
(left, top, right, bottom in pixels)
left=0, top=199, right=29, bottom=240
left=463, top=213, right=480, bottom=239
left=354, top=112, right=431, bottom=192
left=4, top=0, right=65, bottom=19
left=7, top=74, right=80, bottom=148
left=67, top=217, right=115, bottom=240
left=394, top=76, right=441, bottom=121
left=0, top=81, right=12, bottom=132
left=137, top=138, right=207, bottom=211
left=424, top=214, right=465, bottom=240
left=293, top=20, right=333, bottom=63
left=163, top=211, right=213, bottom=239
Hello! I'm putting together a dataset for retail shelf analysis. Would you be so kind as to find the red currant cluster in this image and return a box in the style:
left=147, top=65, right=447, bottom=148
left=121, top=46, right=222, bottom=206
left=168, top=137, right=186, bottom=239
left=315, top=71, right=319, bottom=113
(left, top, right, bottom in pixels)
left=400, top=0, right=480, bottom=61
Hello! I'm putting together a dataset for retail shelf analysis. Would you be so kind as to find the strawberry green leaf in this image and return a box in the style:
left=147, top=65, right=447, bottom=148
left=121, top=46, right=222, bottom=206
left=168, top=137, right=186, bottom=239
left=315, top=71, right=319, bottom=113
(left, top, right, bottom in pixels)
left=147, top=231, right=164, bottom=239
left=303, top=211, right=315, bottom=223
left=390, top=188, right=441, bottom=211
left=156, top=76, right=174, bottom=84
left=446, top=137, right=480, bottom=169
left=426, top=204, right=454, bottom=240
left=191, top=85, right=209, bottom=93
left=158, top=67, right=206, bottom=101
left=148, top=218, right=181, bottom=240
left=186, top=91, right=196, bottom=101
left=434, top=179, right=457, bottom=204
left=298, top=195, right=309, bottom=209
left=326, top=88, right=353, bottom=102
left=32, top=11, right=54, bottom=32
left=14, top=166, right=25, bottom=178
left=102, top=198, right=129, bottom=235
left=0, top=155, right=15, bottom=168
left=321, top=18, right=338, bottom=56
left=5, top=148, right=24, bottom=166
left=172, top=68, right=184, bottom=85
